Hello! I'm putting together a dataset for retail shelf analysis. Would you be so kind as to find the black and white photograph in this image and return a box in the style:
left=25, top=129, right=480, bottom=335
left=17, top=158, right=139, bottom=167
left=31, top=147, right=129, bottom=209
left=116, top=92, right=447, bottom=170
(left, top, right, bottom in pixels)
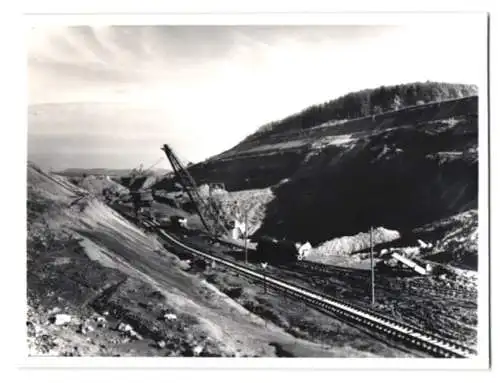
left=24, top=11, right=489, bottom=367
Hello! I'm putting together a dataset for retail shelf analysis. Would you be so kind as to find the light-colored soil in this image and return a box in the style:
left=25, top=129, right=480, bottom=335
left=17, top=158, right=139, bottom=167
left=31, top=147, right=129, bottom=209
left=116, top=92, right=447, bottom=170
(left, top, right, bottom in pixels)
left=212, top=188, right=275, bottom=235
left=28, top=164, right=397, bottom=357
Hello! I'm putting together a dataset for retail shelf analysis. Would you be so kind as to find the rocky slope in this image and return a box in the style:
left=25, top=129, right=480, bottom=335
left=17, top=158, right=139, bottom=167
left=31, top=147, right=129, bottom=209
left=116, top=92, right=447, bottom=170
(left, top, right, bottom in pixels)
left=413, top=209, right=478, bottom=270
left=183, top=96, right=477, bottom=250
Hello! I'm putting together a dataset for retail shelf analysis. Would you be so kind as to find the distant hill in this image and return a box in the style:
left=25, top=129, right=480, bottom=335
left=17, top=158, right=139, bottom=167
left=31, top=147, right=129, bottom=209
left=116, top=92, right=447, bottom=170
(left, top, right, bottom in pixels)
left=243, top=81, right=477, bottom=143
left=56, top=168, right=168, bottom=178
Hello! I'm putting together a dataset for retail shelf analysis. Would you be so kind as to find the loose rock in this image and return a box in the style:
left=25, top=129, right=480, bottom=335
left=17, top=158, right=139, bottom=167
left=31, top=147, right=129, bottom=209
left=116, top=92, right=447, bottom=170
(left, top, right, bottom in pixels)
left=163, top=313, right=177, bottom=321
left=117, top=322, right=133, bottom=333
left=157, top=340, right=166, bottom=349
left=129, top=330, right=143, bottom=340
left=117, top=322, right=142, bottom=340
left=192, top=345, right=204, bottom=356
left=95, top=316, right=107, bottom=324
left=49, top=307, right=61, bottom=315
left=79, top=323, right=95, bottom=335
left=51, top=314, right=71, bottom=326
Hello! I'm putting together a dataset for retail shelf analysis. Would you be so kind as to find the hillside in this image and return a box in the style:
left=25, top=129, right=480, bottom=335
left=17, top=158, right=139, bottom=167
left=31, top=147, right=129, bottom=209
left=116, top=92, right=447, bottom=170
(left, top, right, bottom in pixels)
left=180, top=95, right=477, bottom=258
left=28, top=164, right=285, bottom=356
left=28, top=163, right=396, bottom=357
left=240, top=82, right=477, bottom=144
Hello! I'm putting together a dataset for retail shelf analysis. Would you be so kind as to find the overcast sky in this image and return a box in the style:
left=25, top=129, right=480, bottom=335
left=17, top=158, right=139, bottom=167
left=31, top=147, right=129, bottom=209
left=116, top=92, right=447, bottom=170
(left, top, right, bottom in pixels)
left=27, top=21, right=485, bottom=171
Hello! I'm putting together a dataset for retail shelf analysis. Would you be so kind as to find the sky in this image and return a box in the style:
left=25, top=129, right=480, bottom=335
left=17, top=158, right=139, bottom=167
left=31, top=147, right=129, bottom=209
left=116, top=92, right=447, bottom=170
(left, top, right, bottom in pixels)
left=27, top=21, right=485, bottom=171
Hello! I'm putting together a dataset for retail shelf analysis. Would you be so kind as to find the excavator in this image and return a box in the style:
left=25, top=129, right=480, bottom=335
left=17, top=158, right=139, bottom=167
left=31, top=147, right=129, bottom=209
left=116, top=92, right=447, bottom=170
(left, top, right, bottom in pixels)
left=160, top=144, right=233, bottom=239
left=159, top=144, right=312, bottom=262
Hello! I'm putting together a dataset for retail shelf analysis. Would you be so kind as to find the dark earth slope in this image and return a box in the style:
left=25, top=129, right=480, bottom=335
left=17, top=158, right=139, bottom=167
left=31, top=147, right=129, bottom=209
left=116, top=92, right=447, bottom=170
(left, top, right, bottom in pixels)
left=180, top=96, right=477, bottom=245
left=262, top=106, right=477, bottom=243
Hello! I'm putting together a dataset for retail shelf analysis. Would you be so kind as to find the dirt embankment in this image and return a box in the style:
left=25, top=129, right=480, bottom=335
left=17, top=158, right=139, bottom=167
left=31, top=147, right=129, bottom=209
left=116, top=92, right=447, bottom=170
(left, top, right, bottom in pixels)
left=28, top=165, right=234, bottom=356
left=261, top=106, right=476, bottom=244
left=28, top=163, right=391, bottom=357
left=27, top=165, right=239, bottom=356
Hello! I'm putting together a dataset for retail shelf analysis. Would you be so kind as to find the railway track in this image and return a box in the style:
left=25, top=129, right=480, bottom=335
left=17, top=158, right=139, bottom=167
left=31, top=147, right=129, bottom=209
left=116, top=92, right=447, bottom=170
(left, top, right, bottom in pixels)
left=127, top=214, right=476, bottom=358
left=297, top=260, right=477, bottom=301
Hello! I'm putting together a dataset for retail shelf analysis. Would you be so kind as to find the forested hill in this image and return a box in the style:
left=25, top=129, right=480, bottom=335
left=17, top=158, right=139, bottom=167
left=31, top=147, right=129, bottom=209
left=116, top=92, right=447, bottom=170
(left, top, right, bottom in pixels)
left=246, top=82, right=477, bottom=141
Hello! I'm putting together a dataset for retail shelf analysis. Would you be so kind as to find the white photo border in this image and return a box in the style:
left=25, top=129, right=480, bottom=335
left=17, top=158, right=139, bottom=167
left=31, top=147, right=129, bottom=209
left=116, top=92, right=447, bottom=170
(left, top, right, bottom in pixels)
left=17, top=11, right=490, bottom=371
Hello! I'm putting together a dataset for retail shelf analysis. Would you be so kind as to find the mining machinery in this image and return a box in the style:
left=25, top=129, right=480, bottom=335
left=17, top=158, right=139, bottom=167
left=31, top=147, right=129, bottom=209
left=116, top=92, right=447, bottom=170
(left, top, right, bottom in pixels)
left=161, top=144, right=231, bottom=238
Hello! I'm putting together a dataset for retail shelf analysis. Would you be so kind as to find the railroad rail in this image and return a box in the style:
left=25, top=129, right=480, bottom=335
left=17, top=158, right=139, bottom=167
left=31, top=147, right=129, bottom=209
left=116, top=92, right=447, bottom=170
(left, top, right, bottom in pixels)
left=129, top=215, right=477, bottom=358
left=201, top=242, right=475, bottom=300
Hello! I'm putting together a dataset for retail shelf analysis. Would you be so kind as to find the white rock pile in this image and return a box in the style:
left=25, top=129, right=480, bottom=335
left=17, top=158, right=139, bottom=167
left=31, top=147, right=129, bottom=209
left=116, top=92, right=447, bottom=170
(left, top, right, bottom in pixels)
left=117, top=322, right=143, bottom=340
left=51, top=314, right=71, bottom=326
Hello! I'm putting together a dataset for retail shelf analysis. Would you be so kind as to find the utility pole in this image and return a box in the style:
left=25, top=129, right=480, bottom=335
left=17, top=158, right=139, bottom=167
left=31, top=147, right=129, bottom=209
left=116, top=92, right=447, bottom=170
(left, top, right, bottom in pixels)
left=370, top=226, right=375, bottom=306
left=244, top=209, right=248, bottom=264
left=261, top=262, right=268, bottom=294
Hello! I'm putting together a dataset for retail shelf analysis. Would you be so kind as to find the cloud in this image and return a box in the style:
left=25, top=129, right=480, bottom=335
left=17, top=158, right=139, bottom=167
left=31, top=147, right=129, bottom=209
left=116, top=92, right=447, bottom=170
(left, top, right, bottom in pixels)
left=27, top=23, right=484, bottom=170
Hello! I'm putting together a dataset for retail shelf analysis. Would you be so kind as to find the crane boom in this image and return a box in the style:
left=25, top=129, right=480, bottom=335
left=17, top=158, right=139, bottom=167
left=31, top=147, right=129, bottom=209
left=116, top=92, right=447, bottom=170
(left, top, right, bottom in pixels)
left=161, top=144, right=228, bottom=237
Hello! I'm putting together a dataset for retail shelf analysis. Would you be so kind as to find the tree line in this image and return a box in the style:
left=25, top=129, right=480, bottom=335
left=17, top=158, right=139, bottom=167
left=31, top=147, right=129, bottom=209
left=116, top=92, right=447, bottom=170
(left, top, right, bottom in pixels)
left=252, top=82, right=477, bottom=138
